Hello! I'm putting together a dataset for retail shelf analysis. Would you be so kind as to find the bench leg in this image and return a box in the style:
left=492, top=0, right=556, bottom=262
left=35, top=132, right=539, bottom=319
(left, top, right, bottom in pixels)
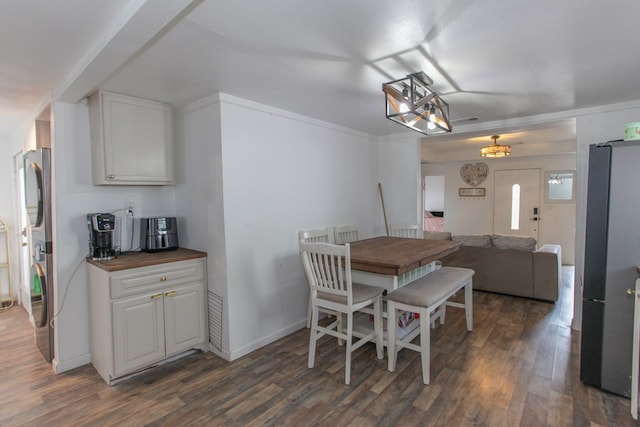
left=345, top=312, right=353, bottom=385
left=420, top=307, right=431, bottom=385
left=465, top=280, right=473, bottom=332
left=387, top=301, right=398, bottom=372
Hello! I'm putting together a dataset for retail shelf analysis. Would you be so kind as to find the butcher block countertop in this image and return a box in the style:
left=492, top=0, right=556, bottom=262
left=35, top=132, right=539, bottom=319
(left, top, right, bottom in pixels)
left=86, top=247, right=207, bottom=272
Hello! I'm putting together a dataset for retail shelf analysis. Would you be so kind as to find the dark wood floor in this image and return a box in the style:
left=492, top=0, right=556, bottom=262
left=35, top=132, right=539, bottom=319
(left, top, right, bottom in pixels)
left=0, top=267, right=636, bottom=426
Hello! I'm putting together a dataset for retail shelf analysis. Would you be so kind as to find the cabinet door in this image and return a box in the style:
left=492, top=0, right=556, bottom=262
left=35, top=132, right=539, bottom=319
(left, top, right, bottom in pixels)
left=93, top=91, right=174, bottom=185
left=113, top=292, right=165, bottom=376
left=164, top=283, right=206, bottom=356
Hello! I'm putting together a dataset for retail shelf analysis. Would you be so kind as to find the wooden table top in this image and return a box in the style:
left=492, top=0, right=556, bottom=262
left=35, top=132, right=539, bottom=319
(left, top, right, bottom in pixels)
left=349, top=236, right=459, bottom=276
left=86, top=247, right=207, bottom=272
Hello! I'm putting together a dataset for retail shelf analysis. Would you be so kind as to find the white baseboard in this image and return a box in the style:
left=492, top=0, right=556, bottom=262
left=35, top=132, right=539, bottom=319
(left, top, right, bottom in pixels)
left=226, top=320, right=306, bottom=362
left=209, top=344, right=231, bottom=361
left=53, top=352, right=91, bottom=374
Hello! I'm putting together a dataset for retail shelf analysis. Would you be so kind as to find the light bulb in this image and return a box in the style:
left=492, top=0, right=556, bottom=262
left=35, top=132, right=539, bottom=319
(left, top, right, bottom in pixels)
left=429, top=106, right=436, bottom=122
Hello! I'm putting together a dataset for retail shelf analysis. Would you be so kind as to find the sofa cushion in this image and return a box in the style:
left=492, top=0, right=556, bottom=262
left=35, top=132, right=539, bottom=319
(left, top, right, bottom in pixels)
left=423, top=231, right=452, bottom=241
left=452, top=234, right=492, bottom=248
left=492, top=234, right=537, bottom=251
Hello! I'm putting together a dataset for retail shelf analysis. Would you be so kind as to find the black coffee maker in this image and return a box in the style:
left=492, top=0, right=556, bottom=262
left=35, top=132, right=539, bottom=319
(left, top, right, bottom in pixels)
left=87, top=213, right=117, bottom=260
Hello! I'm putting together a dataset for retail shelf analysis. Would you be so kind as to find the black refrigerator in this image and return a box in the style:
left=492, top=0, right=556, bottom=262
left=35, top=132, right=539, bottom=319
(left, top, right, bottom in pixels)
left=581, top=141, right=639, bottom=397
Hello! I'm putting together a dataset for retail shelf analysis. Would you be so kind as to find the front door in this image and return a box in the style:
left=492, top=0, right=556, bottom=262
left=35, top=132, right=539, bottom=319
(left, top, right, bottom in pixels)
left=493, top=169, right=541, bottom=240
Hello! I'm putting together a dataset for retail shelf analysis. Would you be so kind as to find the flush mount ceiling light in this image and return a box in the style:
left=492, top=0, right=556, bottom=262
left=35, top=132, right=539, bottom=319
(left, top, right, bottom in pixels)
left=382, top=71, right=452, bottom=136
left=480, top=135, right=511, bottom=158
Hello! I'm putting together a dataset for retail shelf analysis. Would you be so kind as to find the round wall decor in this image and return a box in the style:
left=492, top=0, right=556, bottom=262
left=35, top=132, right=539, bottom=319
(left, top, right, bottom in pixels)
left=460, top=162, right=488, bottom=186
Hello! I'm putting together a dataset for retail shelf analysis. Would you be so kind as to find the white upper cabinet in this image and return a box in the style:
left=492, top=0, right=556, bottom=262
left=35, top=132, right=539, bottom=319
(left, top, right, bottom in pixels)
left=89, top=91, right=174, bottom=185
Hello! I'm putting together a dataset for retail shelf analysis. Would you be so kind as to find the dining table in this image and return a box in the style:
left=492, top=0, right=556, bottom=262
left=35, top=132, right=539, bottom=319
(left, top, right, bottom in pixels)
left=346, top=235, right=461, bottom=345
left=349, top=236, right=460, bottom=291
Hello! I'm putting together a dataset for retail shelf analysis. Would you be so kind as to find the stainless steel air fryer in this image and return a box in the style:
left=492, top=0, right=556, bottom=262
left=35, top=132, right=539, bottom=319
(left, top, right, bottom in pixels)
left=140, top=217, right=179, bottom=252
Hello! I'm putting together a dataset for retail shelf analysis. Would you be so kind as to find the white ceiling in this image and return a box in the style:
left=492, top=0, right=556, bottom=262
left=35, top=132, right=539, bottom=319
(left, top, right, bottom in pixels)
left=3, top=0, right=640, bottom=157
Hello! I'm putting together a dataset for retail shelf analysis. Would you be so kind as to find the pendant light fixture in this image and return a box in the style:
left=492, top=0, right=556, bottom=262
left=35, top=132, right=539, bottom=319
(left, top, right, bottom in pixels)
left=382, top=71, right=452, bottom=136
left=480, top=135, right=511, bottom=158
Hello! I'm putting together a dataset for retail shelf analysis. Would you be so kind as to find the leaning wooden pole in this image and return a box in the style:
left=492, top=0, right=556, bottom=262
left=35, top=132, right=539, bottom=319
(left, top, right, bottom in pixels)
left=378, top=182, right=390, bottom=236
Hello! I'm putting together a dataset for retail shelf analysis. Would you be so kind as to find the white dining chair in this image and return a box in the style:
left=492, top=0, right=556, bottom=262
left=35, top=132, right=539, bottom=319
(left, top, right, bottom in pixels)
left=333, top=224, right=359, bottom=245
left=389, top=224, right=422, bottom=239
left=300, top=241, right=384, bottom=385
left=298, top=228, right=332, bottom=328
left=298, top=228, right=332, bottom=244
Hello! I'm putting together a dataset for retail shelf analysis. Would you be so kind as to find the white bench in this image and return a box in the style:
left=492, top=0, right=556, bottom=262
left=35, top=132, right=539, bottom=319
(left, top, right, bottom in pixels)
left=386, top=266, right=474, bottom=385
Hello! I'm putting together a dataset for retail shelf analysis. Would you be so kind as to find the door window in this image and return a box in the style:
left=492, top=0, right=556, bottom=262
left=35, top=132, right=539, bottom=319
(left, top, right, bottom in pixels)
left=494, top=169, right=541, bottom=240
left=511, top=184, right=521, bottom=230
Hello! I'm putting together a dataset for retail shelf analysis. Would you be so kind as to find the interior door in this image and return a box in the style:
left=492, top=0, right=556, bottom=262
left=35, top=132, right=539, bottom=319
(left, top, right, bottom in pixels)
left=493, top=169, right=541, bottom=240
left=13, top=151, right=30, bottom=310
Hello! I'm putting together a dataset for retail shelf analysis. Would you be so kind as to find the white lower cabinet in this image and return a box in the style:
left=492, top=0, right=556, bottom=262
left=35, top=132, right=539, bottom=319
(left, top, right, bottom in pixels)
left=112, top=290, right=166, bottom=376
left=89, top=256, right=207, bottom=385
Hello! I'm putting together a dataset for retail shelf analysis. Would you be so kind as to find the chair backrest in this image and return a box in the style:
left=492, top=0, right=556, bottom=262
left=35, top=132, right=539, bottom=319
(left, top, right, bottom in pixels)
left=389, top=224, right=422, bottom=239
left=333, top=224, right=359, bottom=245
left=298, top=228, right=331, bottom=244
left=299, top=241, right=353, bottom=304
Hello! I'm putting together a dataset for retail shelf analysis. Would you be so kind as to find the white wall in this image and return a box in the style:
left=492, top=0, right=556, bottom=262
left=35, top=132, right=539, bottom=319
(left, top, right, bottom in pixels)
left=423, top=154, right=577, bottom=264
left=174, top=95, right=228, bottom=349
left=51, top=100, right=176, bottom=372
left=573, top=102, right=640, bottom=329
left=377, top=135, right=422, bottom=228
left=175, top=93, right=420, bottom=360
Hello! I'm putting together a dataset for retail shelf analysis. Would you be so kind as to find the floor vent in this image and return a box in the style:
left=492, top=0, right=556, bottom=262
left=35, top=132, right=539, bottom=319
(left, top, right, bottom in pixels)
left=208, top=291, right=223, bottom=351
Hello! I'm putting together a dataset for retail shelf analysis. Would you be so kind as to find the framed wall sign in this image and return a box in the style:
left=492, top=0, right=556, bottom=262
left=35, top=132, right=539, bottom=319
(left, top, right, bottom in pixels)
left=459, top=187, right=486, bottom=197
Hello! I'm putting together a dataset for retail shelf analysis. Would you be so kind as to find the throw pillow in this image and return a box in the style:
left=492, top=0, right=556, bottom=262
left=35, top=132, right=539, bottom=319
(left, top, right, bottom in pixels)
left=491, top=234, right=537, bottom=251
left=423, top=231, right=452, bottom=241
left=451, top=234, right=492, bottom=247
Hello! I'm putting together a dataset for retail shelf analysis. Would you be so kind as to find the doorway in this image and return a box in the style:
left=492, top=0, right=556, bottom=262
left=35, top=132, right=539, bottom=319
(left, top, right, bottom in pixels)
left=423, top=175, right=445, bottom=232
left=493, top=169, right=541, bottom=241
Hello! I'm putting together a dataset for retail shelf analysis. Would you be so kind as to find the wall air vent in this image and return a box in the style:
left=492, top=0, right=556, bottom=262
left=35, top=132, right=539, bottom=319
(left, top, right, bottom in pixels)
left=208, top=291, right=223, bottom=351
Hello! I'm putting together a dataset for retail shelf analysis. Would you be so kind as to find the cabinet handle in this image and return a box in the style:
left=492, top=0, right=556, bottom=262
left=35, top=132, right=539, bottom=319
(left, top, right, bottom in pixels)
left=108, top=175, right=115, bottom=179
left=165, top=291, right=177, bottom=297
left=160, top=276, right=167, bottom=282
left=151, top=293, right=163, bottom=299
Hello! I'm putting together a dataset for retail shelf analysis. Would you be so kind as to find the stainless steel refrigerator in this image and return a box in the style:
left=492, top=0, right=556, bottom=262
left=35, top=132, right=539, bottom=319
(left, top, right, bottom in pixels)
left=581, top=140, right=640, bottom=397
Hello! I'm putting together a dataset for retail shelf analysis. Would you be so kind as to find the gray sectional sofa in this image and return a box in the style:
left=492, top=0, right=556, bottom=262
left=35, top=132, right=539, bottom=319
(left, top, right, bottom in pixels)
left=424, top=232, right=561, bottom=302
